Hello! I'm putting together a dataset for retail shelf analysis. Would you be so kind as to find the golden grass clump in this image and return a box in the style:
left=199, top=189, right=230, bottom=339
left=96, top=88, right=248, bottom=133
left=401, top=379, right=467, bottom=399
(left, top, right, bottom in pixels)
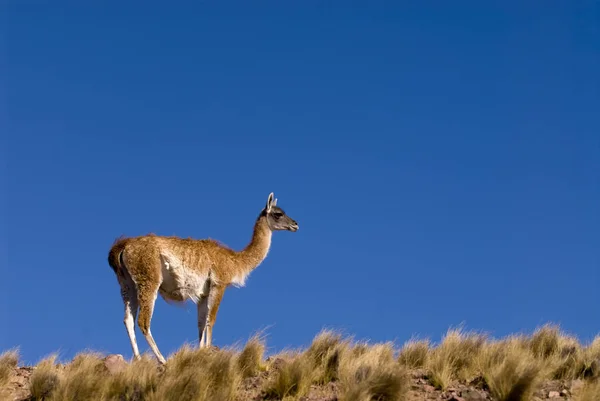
left=48, top=352, right=106, bottom=401
left=305, top=330, right=350, bottom=384
left=305, top=330, right=343, bottom=364
left=237, top=333, right=266, bottom=379
left=529, top=324, right=563, bottom=359
left=151, top=344, right=241, bottom=401
left=104, top=354, right=159, bottom=401
left=426, top=328, right=487, bottom=389
left=338, top=341, right=409, bottom=401
left=397, top=338, right=430, bottom=368
left=263, top=352, right=312, bottom=400
left=25, top=346, right=244, bottom=401
left=580, top=336, right=600, bottom=379
left=29, top=354, right=61, bottom=400
left=0, top=349, right=19, bottom=386
left=478, top=336, right=543, bottom=401
left=0, top=349, right=19, bottom=399
left=3, top=324, right=600, bottom=401
left=525, top=324, right=591, bottom=380
left=572, top=379, right=600, bottom=401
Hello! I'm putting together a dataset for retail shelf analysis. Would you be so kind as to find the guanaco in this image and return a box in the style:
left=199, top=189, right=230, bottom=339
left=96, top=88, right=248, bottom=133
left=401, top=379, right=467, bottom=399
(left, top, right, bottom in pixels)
left=107, top=192, right=298, bottom=364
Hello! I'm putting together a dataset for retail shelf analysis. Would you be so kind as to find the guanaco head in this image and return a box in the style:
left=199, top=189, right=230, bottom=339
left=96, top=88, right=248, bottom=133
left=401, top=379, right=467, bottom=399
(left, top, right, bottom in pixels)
left=264, top=192, right=299, bottom=232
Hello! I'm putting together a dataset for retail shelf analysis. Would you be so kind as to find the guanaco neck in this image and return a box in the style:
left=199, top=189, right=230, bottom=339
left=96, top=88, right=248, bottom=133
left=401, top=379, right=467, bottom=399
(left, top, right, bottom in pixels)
left=236, top=212, right=272, bottom=273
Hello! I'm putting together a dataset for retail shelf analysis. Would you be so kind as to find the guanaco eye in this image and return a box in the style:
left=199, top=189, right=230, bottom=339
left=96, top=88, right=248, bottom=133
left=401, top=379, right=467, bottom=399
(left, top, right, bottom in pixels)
left=273, top=213, right=283, bottom=219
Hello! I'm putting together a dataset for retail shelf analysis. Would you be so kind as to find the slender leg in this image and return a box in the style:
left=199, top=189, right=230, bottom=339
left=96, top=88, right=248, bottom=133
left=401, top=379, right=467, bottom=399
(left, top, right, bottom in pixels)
left=137, top=287, right=166, bottom=364
left=205, top=286, right=226, bottom=348
left=119, top=276, right=140, bottom=360
left=123, top=292, right=140, bottom=359
left=197, top=294, right=209, bottom=348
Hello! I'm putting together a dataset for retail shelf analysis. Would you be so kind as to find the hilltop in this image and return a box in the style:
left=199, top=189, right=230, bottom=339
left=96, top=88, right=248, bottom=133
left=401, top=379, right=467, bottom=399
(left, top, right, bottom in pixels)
left=1, top=324, right=599, bottom=401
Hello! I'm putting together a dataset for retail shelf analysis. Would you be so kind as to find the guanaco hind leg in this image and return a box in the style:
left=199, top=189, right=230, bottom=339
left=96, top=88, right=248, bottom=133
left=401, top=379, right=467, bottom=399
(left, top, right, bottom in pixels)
left=123, top=293, right=140, bottom=359
left=118, top=272, right=141, bottom=360
left=202, top=286, right=226, bottom=348
left=137, top=286, right=167, bottom=364
left=197, top=294, right=209, bottom=347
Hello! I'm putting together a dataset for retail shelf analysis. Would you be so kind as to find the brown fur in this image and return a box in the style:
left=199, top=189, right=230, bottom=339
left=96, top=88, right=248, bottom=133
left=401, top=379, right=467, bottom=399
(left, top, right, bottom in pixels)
left=107, top=193, right=298, bottom=364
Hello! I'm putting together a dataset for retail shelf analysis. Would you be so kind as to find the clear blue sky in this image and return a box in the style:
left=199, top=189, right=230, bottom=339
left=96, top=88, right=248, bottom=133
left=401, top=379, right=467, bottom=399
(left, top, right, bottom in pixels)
left=2, top=2, right=599, bottom=365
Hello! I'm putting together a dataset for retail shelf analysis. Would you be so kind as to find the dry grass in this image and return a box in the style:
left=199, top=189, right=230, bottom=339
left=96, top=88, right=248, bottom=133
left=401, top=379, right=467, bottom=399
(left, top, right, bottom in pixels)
left=526, top=323, right=584, bottom=380
left=3, top=323, right=599, bottom=401
left=0, top=349, right=19, bottom=385
left=426, top=327, right=487, bottom=389
left=29, top=354, right=61, bottom=400
left=477, top=335, right=543, bottom=401
left=397, top=338, right=430, bottom=368
left=581, top=336, right=600, bottom=379
left=104, top=354, right=159, bottom=400
left=263, top=332, right=408, bottom=401
left=263, top=351, right=312, bottom=400
left=151, top=344, right=241, bottom=401
left=0, top=349, right=19, bottom=399
left=49, top=351, right=107, bottom=400
left=237, top=333, right=266, bottom=379
left=572, top=379, right=600, bottom=401
left=305, top=329, right=349, bottom=384
left=338, top=341, right=409, bottom=401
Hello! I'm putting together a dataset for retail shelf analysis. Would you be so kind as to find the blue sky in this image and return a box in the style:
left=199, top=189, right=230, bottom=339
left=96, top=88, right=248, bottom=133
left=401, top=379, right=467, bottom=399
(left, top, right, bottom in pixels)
left=3, top=2, right=599, bottom=365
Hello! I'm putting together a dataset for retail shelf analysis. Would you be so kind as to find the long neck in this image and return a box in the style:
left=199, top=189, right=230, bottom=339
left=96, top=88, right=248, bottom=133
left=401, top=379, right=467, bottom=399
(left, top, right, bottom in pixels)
left=237, top=214, right=273, bottom=272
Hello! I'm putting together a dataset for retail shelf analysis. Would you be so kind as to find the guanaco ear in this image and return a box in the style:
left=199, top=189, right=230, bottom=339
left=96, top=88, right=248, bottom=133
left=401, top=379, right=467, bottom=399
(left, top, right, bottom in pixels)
left=266, top=192, right=275, bottom=212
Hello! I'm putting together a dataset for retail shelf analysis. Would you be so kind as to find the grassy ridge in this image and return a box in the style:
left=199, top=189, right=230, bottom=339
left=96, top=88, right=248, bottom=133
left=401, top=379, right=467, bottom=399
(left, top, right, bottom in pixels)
left=1, top=324, right=599, bottom=401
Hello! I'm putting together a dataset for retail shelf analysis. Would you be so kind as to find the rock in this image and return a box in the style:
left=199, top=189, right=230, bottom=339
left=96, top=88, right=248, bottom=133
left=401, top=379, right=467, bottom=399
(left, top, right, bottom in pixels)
left=461, top=389, right=487, bottom=401
left=103, top=354, right=127, bottom=374
left=423, top=384, right=436, bottom=393
left=548, top=390, right=560, bottom=398
left=571, top=379, right=584, bottom=393
left=561, top=389, right=569, bottom=397
left=468, top=376, right=489, bottom=391
left=268, top=357, right=287, bottom=372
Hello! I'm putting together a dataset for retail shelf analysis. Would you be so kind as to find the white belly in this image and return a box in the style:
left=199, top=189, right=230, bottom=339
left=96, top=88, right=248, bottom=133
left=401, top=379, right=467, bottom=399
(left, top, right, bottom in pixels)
left=158, top=251, right=210, bottom=303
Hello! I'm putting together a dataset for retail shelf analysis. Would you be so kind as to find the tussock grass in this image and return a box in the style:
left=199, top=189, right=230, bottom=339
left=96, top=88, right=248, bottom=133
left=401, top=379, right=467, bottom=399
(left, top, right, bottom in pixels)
left=529, top=323, right=563, bottom=359
left=3, top=323, right=600, bottom=401
left=305, top=329, right=349, bottom=384
left=237, top=333, right=266, bottom=379
left=49, top=352, right=106, bottom=400
left=477, top=336, right=543, bottom=401
left=426, top=327, right=487, bottom=389
left=264, top=352, right=312, bottom=400
left=526, top=323, right=585, bottom=380
left=581, top=336, right=600, bottom=379
left=572, top=379, right=600, bottom=401
left=0, top=349, right=19, bottom=399
left=0, top=349, right=19, bottom=386
left=29, top=354, right=60, bottom=400
left=338, top=341, right=409, bottom=401
left=152, top=344, right=241, bottom=401
left=398, top=338, right=430, bottom=368
left=104, top=354, right=159, bottom=400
